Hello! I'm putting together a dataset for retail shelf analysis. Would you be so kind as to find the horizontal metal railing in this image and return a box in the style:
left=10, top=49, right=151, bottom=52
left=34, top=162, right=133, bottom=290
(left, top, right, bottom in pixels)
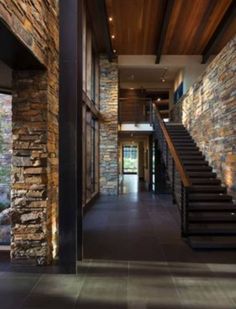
left=118, top=97, right=152, bottom=124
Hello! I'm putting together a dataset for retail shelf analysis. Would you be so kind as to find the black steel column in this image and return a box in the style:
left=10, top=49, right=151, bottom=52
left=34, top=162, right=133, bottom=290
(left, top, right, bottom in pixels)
left=59, top=0, right=83, bottom=273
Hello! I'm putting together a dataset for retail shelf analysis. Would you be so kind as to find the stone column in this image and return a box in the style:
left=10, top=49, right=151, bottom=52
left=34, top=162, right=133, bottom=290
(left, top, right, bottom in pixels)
left=11, top=70, right=50, bottom=265
left=99, top=57, right=119, bottom=195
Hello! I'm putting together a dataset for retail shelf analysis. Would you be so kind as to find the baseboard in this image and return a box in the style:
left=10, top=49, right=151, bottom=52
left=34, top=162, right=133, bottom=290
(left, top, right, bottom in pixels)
left=83, top=192, right=100, bottom=214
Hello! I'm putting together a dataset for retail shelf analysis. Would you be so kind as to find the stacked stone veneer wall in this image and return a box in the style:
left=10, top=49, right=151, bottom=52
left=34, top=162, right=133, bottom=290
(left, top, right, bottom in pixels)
left=0, top=1, right=59, bottom=264
left=171, top=35, right=236, bottom=200
left=99, top=57, right=119, bottom=195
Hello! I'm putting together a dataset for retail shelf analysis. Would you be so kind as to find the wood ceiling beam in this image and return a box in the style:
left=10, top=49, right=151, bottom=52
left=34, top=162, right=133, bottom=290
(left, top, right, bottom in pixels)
left=87, top=0, right=114, bottom=62
left=202, top=1, right=236, bottom=64
left=98, top=0, right=114, bottom=61
left=155, top=0, right=174, bottom=64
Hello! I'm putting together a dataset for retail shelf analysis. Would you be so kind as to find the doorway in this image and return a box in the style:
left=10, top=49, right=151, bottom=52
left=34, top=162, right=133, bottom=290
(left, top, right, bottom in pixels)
left=122, top=145, right=138, bottom=174
left=119, top=135, right=152, bottom=194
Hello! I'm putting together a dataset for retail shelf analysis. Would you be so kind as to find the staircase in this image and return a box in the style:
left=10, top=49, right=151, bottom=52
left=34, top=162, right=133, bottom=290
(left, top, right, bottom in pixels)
left=153, top=107, right=236, bottom=249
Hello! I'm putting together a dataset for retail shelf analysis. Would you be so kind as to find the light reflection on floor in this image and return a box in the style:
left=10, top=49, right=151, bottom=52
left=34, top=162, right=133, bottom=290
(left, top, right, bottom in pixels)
left=119, top=174, right=147, bottom=194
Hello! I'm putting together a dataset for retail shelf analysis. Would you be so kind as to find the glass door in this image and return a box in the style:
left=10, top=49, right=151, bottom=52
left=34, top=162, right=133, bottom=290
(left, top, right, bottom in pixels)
left=122, top=145, right=138, bottom=174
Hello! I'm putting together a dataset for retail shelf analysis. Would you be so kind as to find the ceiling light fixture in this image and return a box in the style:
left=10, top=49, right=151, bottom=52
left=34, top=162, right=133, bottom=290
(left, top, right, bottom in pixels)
left=109, top=17, right=113, bottom=22
left=157, top=98, right=161, bottom=102
left=161, top=68, right=167, bottom=83
left=113, top=49, right=117, bottom=53
left=111, top=35, right=115, bottom=39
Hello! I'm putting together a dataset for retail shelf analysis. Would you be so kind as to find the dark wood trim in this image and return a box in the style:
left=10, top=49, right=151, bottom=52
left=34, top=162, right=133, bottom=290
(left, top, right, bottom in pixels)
left=59, top=0, right=83, bottom=273
left=155, top=0, right=174, bottom=64
left=202, top=1, right=236, bottom=64
left=82, top=91, right=101, bottom=119
left=83, top=192, right=100, bottom=215
left=0, top=17, right=45, bottom=70
left=154, top=106, right=191, bottom=187
left=87, top=0, right=114, bottom=61
left=0, top=88, right=12, bottom=95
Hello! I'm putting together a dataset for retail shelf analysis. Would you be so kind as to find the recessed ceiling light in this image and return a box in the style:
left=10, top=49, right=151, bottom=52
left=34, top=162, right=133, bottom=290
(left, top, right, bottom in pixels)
left=109, top=17, right=113, bottom=22
left=111, top=35, right=115, bottom=39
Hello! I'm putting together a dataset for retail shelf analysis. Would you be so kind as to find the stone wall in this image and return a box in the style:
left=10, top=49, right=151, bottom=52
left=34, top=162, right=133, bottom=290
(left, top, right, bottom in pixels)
left=171, top=35, right=236, bottom=200
left=0, top=1, right=59, bottom=264
left=99, top=57, right=119, bottom=195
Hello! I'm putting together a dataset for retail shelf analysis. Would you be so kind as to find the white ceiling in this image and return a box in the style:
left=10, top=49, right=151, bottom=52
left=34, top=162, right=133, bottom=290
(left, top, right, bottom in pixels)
left=119, top=67, right=179, bottom=83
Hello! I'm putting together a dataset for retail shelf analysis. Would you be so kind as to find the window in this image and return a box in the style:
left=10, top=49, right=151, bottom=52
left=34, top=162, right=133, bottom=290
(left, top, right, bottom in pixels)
left=91, top=51, right=96, bottom=102
left=122, top=145, right=138, bottom=174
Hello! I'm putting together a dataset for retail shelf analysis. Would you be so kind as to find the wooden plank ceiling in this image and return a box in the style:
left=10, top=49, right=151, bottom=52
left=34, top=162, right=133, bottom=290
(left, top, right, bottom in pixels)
left=106, top=0, right=236, bottom=55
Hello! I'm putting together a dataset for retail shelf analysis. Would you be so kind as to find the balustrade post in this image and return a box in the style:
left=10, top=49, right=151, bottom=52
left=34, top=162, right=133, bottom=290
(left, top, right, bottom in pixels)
left=166, top=146, right=169, bottom=170
left=181, top=183, right=189, bottom=237
left=172, top=158, right=176, bottom=204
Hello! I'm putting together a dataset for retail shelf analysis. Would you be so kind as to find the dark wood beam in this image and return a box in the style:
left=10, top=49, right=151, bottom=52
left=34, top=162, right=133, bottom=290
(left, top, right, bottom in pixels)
left=202, top=1, right=236, bottom=64
left=155, top=0, right=174, bottom=64
left=59, top=0, right=83, bottom=273
left=87, top=0, right=114, bottom=61
left=82, top=91, right=101, bottom=119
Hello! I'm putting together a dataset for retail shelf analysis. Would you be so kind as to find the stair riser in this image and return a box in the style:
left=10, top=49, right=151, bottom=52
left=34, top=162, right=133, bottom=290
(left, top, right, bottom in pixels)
left=183, top=162, right=209, bottom=166
left=179, top=151, right=203, bottom=154
left=189, top=215, right=236, bottom=222
left=188, top=231, right=236, bottom=236
left=189, top=174, right=216, bottom=178
left=189, top=189, right=226, bottom=193
left=185, top=167, right=212, bottom=171
left=190, top=180, right=221, bottom=185
left=189, top=197, right=232, bottom=201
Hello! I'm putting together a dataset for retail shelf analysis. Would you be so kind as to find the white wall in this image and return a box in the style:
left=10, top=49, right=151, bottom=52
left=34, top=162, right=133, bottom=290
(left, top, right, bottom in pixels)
left=183, top=64, right=207, bottom=93
left=120, top=81, right=173, bottom=90
left=118, top=55, right=208, bottom=100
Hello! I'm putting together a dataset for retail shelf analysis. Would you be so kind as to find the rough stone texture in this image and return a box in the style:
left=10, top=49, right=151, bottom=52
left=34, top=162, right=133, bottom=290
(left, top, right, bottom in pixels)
left=0, top=1, right=59, bottom=264
left=99, top=57, right=119, bottom=195
left=11, top=71, right=48, bottom=264
left=171, top=35, right=236, bottom=200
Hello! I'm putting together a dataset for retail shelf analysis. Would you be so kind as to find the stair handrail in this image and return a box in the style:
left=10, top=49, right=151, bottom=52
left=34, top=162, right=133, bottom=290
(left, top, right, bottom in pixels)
left=153, top=104, right=192, bottom=188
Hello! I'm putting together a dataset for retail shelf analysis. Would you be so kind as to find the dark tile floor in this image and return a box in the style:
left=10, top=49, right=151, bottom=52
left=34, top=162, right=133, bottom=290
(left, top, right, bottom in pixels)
left=1, top=192, right=236, bottom=308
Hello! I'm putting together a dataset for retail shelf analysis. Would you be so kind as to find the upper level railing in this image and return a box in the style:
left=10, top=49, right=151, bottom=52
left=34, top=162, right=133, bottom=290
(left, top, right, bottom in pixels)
left=152, top=104, right=191, bottom=236
left=118, top=97, right=152, bottom=124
